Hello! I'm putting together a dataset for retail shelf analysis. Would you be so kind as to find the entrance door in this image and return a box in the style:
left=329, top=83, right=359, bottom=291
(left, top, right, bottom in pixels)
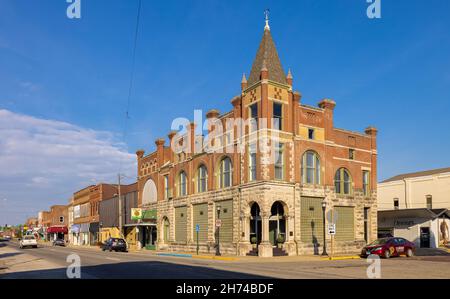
left=420, top=227, right=430, bottom=248
left=269, top=221, right=277, bottom=246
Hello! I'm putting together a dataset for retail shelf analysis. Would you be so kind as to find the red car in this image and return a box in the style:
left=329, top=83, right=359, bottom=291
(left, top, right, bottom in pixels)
left=361, top=237, right=415, bottom=258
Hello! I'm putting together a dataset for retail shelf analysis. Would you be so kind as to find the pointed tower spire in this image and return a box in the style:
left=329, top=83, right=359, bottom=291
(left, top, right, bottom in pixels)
left=247, top=11, right=286, bottom=86
left=241, top=73, right=247, bottom=83
left=241, top=73, right=248, bottom=90
left=286, top=68, right=293, bottom=86
left=287, top=68, right=293, bottom=79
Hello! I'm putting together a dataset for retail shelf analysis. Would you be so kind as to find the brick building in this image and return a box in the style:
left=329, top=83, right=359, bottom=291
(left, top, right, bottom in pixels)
left=136, top=19, right=378, bottom=257
left=70, top=183, right=118, bottom=246
left=45, top=205, right=68, bottom=241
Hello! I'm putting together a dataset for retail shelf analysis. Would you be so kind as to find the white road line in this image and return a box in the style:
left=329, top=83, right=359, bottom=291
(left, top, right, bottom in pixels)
left=105, top=257, right=121, bottom=261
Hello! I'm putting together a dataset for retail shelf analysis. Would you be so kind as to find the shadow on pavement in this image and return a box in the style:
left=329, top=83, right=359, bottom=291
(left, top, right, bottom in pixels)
left=415, top=248, right=450, bottom=256
left=0, top=260, right=273, bottom=279
left=0, top=252, right=23, bottom=259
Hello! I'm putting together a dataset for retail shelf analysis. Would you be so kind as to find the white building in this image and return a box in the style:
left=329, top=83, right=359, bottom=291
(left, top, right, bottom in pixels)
left=378, top=167, right=450, bottom=211
left=377, top=167, right=450, bottom=248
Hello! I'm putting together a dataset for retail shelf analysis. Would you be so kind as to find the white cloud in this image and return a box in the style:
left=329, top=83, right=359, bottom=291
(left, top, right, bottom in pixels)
left=0, top=109, right=136, bottom=224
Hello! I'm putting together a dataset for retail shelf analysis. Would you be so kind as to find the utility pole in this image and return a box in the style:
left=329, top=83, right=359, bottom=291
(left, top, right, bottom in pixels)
left=118, top=173, right=123, bottom=238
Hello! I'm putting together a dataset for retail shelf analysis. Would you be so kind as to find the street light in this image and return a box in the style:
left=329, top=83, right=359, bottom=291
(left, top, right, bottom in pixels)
left=216, top=205, right=221, bottom=256
left=321, top=201, right=328, bottom=256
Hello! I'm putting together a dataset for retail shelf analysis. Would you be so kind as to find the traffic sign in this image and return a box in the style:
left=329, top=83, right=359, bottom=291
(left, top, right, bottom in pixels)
left=195, top=224, right=200, bottom=232
left=215, top=219, right=222, bottom=227
left=328, top=224, right=336, bottom=235
left=326, top=209, right=338, bottom=224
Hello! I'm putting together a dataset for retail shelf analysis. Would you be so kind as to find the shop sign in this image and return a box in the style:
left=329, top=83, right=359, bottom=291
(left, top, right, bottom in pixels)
left=131, top=208, right=143, bottom=220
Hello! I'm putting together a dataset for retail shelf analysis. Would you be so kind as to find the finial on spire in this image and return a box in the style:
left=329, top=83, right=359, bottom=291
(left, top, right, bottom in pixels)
left=264, top=8, right=270, bottom=31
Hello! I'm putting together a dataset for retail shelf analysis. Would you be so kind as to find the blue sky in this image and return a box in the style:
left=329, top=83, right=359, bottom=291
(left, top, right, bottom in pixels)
left=1, top=0, right=450, bottom=224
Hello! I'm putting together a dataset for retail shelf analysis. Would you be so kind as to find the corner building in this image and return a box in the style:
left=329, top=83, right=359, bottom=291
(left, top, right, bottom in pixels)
left=136, top=21, right=378, bottom=257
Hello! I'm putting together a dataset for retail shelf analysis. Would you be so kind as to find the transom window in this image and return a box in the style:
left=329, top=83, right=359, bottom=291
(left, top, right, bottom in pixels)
left=334, top=168, right=352, bottom=195
left=302, top=151, right=320, bottom=184
left=197, top=165, right=208, bottom=193
left=219, top=157, right=232, bottom=188
left=178, top=171, right=187, bottom=197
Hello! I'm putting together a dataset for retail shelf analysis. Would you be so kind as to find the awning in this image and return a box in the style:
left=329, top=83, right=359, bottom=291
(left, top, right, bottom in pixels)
left=47, top=226, right=68, bottom=234
left=142, top=209, right=157, bottom=220
left=124, top=223, right=156, bottom=227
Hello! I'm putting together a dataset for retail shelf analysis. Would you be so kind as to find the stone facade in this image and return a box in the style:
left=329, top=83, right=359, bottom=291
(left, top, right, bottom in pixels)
left=136, top=21, right=378, bottom=257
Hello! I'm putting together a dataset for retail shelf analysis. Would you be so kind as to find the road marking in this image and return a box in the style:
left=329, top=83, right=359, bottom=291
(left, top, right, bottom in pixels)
left=105, top=257, right=121, bottom=261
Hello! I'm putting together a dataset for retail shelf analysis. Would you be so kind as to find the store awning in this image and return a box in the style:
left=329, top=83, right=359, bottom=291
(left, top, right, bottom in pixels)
left=47, top=226, right=68, bottom=234
left=142, top=209, right=157, bottom=220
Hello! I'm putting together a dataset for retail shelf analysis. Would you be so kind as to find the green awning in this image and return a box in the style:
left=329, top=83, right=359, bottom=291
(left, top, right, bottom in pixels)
left=142, top=209, right=157, bottom=220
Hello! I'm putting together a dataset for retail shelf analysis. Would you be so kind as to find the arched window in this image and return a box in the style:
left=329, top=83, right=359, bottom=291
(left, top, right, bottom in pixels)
left=335, top=168, right=352, bottom=195
left=178, top=171, right=187, bottom=197
left=142, top=179, right=157, bottom=205
left=219, top=157, right=232, bottom=188
left=197, top=165, right=208, bottom=193
left=302, top=151, right=320, bottom=184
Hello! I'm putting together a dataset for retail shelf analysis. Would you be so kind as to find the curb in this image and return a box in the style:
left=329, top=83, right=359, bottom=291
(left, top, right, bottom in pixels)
left=156, top=252, right=238, bottom=261
left=320, top=255, right=361, bottom=261
left=193, top=255, right=238, bottom=261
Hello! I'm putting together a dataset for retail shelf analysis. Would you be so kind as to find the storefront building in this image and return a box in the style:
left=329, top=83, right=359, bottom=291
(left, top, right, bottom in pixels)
left=71, top=183, right=117, bottom=246
left=378, top=208, right=450, bottom=248
left=135, top=19, right=378, bottom=257
left=46, top=205, right=69, bottom=241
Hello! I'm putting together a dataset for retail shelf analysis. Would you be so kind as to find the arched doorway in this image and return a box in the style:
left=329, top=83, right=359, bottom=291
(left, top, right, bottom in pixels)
left=162, top=217, right=170, bottom=243
left=269, top=201, right=286, bottom=246
left=249, top=203, right=262, bottom=245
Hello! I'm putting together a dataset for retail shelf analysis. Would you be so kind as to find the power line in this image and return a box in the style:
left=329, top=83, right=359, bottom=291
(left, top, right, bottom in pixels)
left=119, top=0, right=142, bottom=176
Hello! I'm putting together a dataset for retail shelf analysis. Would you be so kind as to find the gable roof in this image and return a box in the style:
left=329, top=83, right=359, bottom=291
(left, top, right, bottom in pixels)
left=381, top=167, right=450, bottom=183
left=247, top=27, right=287, bottom=86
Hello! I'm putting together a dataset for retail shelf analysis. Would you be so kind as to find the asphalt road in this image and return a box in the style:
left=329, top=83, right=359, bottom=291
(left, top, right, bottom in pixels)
left=1, top=240, right=450, bottom=279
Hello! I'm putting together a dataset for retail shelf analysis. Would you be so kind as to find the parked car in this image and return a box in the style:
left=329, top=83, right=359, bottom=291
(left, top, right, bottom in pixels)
left=361, top=237, right=415, bottom=258
left=101, top=238, right=127, bottom=252
left=19, top=235, right=38, bottom=249
left=52, top=239, right=66, bottom=247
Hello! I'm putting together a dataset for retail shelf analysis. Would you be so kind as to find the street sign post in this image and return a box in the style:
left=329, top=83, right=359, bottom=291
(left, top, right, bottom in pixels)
left=328, top=224, right=336, bottom=235
left=196, top=224, right=200, bottom=255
